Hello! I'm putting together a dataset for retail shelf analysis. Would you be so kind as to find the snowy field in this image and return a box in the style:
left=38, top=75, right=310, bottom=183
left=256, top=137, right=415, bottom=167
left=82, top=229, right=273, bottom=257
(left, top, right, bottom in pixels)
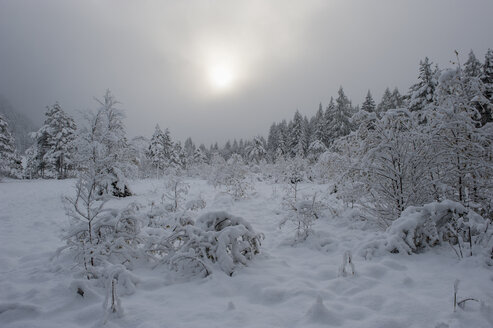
left=1, top=178, right=493, bottom=328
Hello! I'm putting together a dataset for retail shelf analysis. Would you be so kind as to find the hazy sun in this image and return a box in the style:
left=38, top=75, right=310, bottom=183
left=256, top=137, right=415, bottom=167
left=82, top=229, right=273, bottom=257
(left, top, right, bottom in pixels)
left=209, top=64, right=234, bottom=91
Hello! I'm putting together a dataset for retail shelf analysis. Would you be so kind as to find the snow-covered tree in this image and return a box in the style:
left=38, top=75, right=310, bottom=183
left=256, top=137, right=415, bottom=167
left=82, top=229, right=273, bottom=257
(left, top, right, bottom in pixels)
left=289, top=110, right=308, bottom=158
left=323, top=97, right=335, bottom=145
left=306, top=139, right=327, bottom=163
left=376, top=87, right=393, bottom=117
left=147, top=124, right=167, bottom=177
left=391, top=88, right=405, bottom=109
left=246, top=136, right=267, bottom=164
left=408, top=57, right=439, bottom=112
left=430, top=66, right=493, bottom=213
left=357, top=109, right=434, bottom=224
left=0, top=114, right=22, bottom=179
left=329, top=87, right=353, bottom=140
left=312, top=103, right=326, bottom=146
left=464, top=50, right=482, bottom=78
left=361, top=90, right=376, bottom=113
left=74, top=90, right=135, bottom=197
left=480, top=49, right=493, bottom=125
left=129, top=136, right=151, bottom=178
left=35, top=103, right=77, bottom=178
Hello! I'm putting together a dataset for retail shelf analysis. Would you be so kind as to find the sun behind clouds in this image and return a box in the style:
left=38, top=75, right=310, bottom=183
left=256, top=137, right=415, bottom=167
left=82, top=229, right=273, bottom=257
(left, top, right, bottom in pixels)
left=208, top=64, right=235, bottom=91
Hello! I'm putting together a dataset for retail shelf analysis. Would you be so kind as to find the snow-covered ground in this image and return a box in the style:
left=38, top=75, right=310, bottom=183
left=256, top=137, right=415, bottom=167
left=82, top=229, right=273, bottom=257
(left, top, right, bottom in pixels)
left=1, top=178, right=492, bottom=328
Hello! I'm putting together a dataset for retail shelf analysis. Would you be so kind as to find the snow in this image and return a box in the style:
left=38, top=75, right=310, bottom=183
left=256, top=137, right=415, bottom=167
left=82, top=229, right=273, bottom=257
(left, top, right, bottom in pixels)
left=1, top=178, right=493, bottom=327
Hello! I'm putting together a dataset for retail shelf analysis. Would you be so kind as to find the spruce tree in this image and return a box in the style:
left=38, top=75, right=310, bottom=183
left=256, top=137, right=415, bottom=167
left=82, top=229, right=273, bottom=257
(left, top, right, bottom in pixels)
left=480, top=49, right=493, bottom=125
left=376, top=87, right=393, bottom=117
left=330, top=87, right=353, bottom=140
left=37, top=103, right=77, bottom=178
left=289, top=110, right=307, bottom=157
left=0, top=115, right=22, bottom=178
left=361, top=90, right=376, bottom=113
left=464, top=50, right=482, bottom=78
left=408, top=57, right=439, bottom=112
left=390, top=87, right=404, bottom=109
left=313, top=103, right=326, bottom=144
left=323, top=97, right=335, bottom=145
left=147, top=124, right=167, bottom=176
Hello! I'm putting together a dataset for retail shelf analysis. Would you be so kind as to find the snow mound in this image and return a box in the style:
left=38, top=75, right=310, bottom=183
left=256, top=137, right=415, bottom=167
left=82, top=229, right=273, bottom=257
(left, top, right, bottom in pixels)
left=384, top=200, right=491, bottom=257
left=304, top=295, right=342, bottom=325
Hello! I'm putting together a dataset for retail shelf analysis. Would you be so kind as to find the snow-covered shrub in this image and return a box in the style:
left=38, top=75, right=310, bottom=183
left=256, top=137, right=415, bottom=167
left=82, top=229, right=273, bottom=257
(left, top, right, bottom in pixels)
left=384, top=200, right=492, bottom=258
left=168, top=211, right=263, bottom=276
left=162, top=175, right=189, bottom=212
left=185, top=197, right=206, bottom=211
left=280, top=156, right=307, bottom=205
left=62, top=172, right=146, bottom=276
left=224, top=155, right=253, bottom=200
left=280, top=194, right=323, bottom=242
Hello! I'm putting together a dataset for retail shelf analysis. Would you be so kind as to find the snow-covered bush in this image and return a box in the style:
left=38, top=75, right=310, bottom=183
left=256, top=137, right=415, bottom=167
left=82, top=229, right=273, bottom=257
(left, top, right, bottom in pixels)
left=167, top=211, right=263, bottom=277
left=384, top=200, right=492, bottom=259
left=280, top=194, right=323, bottom=242
left=162, top=174, right=189, bottom=212
left=62, top=182, right=145, bottom=276
left=185, top=197, right=206, bottom=211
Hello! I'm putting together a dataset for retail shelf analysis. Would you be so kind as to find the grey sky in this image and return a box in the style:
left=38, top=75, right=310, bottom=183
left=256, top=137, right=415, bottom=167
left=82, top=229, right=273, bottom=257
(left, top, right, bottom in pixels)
left=1, top=0, right=492, bottom=144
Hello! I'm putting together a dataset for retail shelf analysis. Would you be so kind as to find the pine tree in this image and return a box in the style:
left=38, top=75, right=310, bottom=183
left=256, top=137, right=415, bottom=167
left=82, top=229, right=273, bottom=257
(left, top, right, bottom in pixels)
left=312, top=103, right=325, bottom=144
left=361, top=90, right=376, bottom=113
left=160, top=128, right=175, bottom=168
left=0, top=115, right=22, bottom=179
left=464, top=50, right=482, bottom=78
left=462, top=50, right=489, bottom=126
left=246, top=136, right=267, bottom=164
left=289, top=110, right=307, bottom=157
left=390, top=87, right=404, bottom=109
left=169, top=141, right=183, bottom=169
left=480, top=49, right=493, bottom=125
left=147, top=124, right=167, bottom=176
left=329, top=87, right=353, bottom=140
left=408, top=57, right=439, bottom=112
left=323, top=97, right=335, bottom=145
left=267, top=122, right=279, bottom=161
left=376, top=87, right=393, bottom=117
left=35, top=103, right=77, bottom=178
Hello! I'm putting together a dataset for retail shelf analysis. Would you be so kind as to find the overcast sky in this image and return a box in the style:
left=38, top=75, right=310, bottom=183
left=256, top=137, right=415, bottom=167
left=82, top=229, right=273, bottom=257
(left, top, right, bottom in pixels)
left=0, top=0, right=492, bottom=144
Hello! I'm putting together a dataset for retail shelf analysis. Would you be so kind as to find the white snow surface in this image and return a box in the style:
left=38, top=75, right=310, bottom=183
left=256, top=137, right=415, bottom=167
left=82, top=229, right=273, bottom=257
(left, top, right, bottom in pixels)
left=1, top=178, right=493, bottom=327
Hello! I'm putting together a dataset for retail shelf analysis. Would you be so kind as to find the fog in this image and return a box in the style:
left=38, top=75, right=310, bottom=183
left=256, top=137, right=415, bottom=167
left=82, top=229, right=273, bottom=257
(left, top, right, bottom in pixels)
left=1, top=0, right=492, bottom=143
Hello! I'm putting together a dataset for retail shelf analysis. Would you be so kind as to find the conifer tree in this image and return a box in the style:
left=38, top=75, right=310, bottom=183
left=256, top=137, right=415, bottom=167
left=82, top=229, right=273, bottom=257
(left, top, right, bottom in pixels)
left=390, top=87, right=404, bottom=109
left=323, top=97, right=335, bottom=145
left=376, top=87, right=393, bottom=117
left=329, top=87, right=353, bottom=140
left=147, top=124, right=167, bottom=176
left=480, top=49, right=493, bottom=125
left=246, top=136, right=267, bottom=164
left=312, top=103, right=325, bottom=144
left=40, top=103, right=76, bottom=178
left=361, top=90, right=376, bottom=113
left=464, top=50, right=482, bottom=78
left=289, top=110, right=307, bottom=157
left=408, top=57, right=439, bottom=112
left=0, top=115, right=22, bottom=178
